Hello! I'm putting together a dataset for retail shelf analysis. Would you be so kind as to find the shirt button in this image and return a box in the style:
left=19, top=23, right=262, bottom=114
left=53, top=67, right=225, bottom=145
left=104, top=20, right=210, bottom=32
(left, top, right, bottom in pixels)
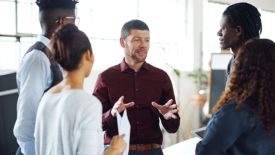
left=136, top=121, right=140, bottom=125
left=136, top=88, right=139, bottom=91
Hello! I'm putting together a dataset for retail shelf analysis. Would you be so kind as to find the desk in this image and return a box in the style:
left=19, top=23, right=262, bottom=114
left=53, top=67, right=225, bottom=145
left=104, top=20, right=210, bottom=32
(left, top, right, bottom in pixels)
left=163, top=137, right=200, bottom=155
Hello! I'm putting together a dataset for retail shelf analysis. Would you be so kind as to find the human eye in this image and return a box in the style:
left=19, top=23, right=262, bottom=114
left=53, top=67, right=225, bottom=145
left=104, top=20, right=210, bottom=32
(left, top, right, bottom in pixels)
left=133, top=38, right=140, bottom=42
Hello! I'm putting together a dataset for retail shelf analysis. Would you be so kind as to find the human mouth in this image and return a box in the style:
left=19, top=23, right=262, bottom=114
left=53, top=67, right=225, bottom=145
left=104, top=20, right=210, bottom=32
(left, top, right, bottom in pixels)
left=219, top=39, right=223, bottom=44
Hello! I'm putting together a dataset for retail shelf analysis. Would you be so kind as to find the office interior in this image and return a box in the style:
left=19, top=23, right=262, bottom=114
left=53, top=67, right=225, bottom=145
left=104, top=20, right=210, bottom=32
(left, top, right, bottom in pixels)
left=1, top=0, right=275, bottom=154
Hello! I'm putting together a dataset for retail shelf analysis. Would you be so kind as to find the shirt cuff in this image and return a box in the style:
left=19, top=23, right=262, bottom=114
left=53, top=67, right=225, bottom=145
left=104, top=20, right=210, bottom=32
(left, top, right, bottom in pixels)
left=18, top=140, right=35, bottom=155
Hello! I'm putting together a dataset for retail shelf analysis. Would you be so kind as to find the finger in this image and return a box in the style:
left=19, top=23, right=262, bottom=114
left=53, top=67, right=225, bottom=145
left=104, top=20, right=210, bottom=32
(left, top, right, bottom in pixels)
left=118, top=96, right=124, bottom=102
left=170, top=109, right=178, bottom=114
left=171, top=114, right=178, bottom=119
left=151, top=102, right=163, bottom=109
left=113, top=103, right=119, bottom=109
left=125, top=102, right=135, bottom=108
left=170, top=104, right=177, bottom=109
left=164, top=99, right=174, bottom=107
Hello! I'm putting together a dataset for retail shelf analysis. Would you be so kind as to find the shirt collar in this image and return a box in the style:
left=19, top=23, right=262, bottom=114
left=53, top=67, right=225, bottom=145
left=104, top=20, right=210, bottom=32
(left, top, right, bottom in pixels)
left=37, top=35, right=51, bottom=50
left=120, top=58, right=149, bottom=72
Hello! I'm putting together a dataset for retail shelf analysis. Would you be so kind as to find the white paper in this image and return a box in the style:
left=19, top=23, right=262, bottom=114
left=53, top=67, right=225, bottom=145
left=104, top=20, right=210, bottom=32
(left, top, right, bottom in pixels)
left=116, top=109, right=131, bottom=155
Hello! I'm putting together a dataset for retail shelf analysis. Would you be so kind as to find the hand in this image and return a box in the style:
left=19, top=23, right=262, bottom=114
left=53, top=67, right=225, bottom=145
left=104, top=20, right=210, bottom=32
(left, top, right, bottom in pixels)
left=110, top=135, right=126, bottom=154
left=111, top=96, right=135, bottom=117
left=152, top=99, right=178, bottom=120
left=105, top=135, right=126, bottom=155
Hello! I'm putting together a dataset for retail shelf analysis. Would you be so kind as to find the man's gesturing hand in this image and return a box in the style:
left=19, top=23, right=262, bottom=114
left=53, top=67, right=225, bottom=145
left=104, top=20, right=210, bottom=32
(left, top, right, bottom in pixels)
left=111, top=96, right=135, bottom=117
left=152, top=99, right=178, bottom=120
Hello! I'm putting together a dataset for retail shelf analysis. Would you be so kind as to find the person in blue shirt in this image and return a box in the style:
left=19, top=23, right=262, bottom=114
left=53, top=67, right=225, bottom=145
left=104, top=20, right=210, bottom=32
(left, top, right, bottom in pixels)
left=13, top=0, right=78, bottom=155
left=196, top=38, right=275, bottom=155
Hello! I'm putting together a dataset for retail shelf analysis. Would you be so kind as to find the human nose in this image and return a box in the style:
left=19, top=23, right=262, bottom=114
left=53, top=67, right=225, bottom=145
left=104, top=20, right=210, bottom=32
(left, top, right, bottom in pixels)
left=217, top=29, right=222, bottom=36
left=140, top=39, right=149, bottom=47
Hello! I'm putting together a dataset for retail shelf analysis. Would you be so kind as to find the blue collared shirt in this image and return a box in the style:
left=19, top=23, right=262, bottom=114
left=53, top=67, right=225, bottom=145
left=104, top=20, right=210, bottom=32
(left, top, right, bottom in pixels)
left=13, top=35, right=53, bottom=155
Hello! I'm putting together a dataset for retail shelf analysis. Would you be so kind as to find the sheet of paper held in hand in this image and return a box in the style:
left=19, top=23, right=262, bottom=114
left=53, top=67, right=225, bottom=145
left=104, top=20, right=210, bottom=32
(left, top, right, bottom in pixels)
left=116, top=109, right=131, bottom=155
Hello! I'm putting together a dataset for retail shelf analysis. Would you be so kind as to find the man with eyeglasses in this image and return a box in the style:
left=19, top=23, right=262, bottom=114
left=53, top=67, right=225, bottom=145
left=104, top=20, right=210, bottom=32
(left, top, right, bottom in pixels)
left=13, top=0, right=78, bottom=155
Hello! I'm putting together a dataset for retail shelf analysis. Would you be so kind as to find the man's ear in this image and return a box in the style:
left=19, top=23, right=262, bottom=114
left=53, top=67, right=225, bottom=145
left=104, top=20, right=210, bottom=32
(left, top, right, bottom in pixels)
left=56, top=17, right=66, bottom=27
left=120, top=38, right=126, bottom=48
left=235, top=26, right=242, bottom=37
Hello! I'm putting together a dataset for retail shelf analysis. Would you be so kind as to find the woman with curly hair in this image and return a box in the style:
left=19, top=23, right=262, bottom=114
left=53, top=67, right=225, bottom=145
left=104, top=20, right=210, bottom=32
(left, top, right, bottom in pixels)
left=196, top=38, right=275, bottom=155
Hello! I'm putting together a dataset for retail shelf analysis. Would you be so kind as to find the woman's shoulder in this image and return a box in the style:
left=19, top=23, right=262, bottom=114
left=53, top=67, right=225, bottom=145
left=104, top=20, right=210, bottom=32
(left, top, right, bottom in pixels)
left=215, top=101, right=251, bottom=121
left=221, top=101, right=250, bottom=113
left=69, top=89, right=100, bottom=103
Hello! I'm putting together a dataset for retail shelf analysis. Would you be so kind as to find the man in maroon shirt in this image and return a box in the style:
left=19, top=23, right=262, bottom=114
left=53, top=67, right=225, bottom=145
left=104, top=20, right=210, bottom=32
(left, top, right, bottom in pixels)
left=93, top=19, right=180, bottom=155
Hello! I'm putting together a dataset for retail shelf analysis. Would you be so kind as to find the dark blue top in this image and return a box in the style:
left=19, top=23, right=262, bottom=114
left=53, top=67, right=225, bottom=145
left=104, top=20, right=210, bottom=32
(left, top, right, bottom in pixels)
left=196, top=101, right=275, bottom=155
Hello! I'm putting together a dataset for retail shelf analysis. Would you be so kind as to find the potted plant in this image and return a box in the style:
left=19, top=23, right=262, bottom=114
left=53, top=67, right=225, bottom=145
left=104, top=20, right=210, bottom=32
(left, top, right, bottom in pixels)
left=187, top=68, right=208, bottom=106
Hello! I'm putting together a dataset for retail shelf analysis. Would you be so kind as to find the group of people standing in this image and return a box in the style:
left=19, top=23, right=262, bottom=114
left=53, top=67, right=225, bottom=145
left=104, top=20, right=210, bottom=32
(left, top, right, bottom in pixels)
left=13, top=0, right=275, bottom=155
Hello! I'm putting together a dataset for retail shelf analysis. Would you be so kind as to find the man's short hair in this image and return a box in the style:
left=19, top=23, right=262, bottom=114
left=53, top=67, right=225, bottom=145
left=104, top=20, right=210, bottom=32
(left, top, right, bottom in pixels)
left=121, top=19, right=149, bottom=38
left=36, top=0, right=78, bottom=11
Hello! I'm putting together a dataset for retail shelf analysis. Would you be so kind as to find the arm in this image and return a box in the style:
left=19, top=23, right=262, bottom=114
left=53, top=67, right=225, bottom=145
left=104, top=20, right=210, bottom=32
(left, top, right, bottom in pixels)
left=76, top=98, right=105, bottom=155
left=14, top=51, right=52, bottom=155
left=158, top=73, right=180, bottom=133
left=93, top=74, right=117, bottom=132
left=195, top=102, right=249, bottom=155
left=77, top=97, right=126, bottom=155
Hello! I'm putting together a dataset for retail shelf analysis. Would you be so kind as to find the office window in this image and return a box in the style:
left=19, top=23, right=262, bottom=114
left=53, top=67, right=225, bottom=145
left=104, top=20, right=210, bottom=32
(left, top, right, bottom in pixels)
left=0, top=0, right=37, bottom=71
left=202, top=2, right=227, bottom=70
left=0, top=1, right=16, bottom=34
left=1, top=0, right=189, bottom=71
left=17, top=1, right=40, bottom=34
left=261, top=10, right=275, bottom=40
left=78, top=0, right=188, bottom=71
left=0, top=37, right=19, bottom=70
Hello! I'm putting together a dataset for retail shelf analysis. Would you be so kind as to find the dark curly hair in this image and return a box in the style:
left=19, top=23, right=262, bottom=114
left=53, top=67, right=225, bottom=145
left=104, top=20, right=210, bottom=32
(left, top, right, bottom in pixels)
left=213, top=38, right=275, bottom=133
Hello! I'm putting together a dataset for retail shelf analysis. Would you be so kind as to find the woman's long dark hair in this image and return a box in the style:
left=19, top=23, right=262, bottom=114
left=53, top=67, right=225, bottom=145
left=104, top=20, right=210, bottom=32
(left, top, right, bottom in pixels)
left=214, top=38, right=275, bottom=133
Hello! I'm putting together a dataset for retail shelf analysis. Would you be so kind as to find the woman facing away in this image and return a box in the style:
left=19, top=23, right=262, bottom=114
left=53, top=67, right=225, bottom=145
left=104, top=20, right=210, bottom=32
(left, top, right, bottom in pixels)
left=34, top=24, right=126, bottom=155
left=196, top=38, right=275, bottom=155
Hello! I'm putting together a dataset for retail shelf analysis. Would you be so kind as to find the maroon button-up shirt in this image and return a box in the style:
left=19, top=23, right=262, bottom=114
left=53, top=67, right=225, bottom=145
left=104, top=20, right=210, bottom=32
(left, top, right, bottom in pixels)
left=93, top=59, right=180, bottom=145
